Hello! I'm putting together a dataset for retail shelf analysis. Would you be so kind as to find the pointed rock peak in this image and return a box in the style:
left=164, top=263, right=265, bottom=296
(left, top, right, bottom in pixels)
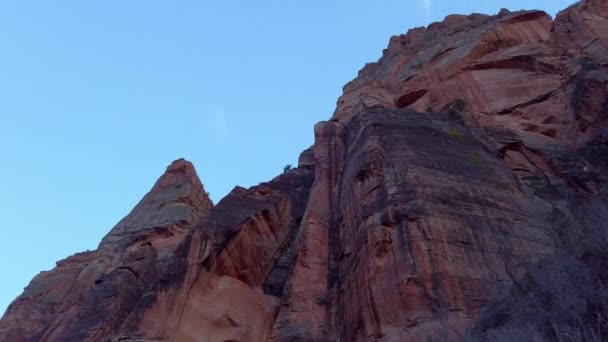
left=150, top=158, right=213, bottom=209
left=155, top=158, right=198, bottom=185
left=152, top=158, right=208, bottom=200
left=166, top=158, right=195, bottom=174
left=100, top=159, right=212, bottom=245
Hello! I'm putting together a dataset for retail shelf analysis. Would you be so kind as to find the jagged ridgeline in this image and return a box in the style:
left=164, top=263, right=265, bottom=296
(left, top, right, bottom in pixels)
left=2, top=1, right=608, bottom=341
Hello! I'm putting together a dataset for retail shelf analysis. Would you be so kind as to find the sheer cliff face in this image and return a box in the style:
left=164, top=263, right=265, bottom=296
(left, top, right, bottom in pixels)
left=2, top=1, right=608, bottom=341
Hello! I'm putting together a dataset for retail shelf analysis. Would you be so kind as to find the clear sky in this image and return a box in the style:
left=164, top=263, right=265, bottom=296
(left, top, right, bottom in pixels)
left=0, top=0, right=574, bottom=316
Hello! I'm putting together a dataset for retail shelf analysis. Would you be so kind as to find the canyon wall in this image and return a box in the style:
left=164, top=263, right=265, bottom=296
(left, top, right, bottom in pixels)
left=2, top=0, right=608, bottom=341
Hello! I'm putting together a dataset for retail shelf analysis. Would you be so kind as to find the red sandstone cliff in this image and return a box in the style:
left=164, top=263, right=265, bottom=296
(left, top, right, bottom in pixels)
left=2, top=1, right=608, bottom=341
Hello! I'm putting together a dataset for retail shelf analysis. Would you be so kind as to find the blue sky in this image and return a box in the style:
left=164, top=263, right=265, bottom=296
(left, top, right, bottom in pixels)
left=0, top=0, right=574, bottom=315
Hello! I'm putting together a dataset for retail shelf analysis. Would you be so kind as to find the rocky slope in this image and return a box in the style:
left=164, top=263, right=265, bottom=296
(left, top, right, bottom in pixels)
left=2, top=1, right=608, bottom=341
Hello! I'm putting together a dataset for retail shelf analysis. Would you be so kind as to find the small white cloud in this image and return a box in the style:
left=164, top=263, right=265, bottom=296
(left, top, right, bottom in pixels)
left=422, top=0, right=431, bottom=12
left=403, top=0, right=432, bottom=14
left=203, top=106, right=229, bottom=140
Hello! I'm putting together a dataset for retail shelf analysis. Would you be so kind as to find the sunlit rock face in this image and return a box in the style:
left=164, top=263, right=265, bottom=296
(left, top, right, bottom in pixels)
left=0, top=159, right=213, bottom=341
left=334, top=0, right=608, bottom=148
left=2, top=1, right=608, bottom=341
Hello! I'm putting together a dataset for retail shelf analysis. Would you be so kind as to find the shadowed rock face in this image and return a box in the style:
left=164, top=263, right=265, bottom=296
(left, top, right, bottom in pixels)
left=2, top=1, right=608, bottom=341
left=333, top=110, right=556, bottom=341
